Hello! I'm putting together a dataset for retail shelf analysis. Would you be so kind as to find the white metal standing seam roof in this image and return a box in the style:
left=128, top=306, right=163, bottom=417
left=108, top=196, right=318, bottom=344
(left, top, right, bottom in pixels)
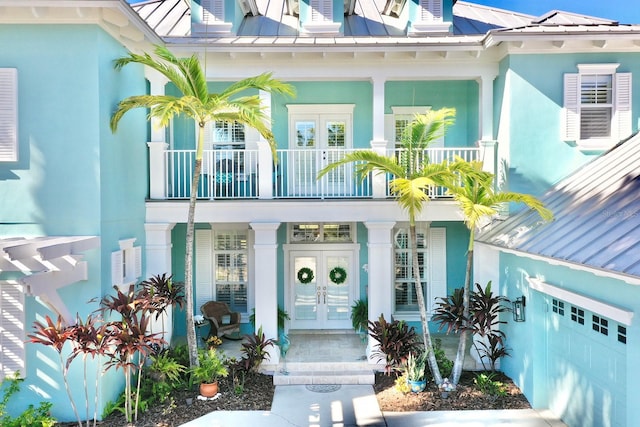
left=476, top=133, right=640, bottom=280
left=131, top=0, right=535, bottom=38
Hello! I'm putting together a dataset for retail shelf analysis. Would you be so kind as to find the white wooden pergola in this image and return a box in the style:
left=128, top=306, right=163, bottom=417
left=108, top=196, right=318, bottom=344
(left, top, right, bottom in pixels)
left=0, top=236, right=100, bottom=322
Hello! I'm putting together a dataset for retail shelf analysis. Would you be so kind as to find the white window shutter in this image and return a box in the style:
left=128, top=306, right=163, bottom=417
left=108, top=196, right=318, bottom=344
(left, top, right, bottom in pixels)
left=134, top=246, right=142, bottom=280
left=562, top=73, right=580, bottom=141
left=420, top=0, right=442, bottom=22
left=311, top=0, right=332, bottom=21
left=111, top=250, right=123, bottom=286
left=1, top=282, right=25, bottom=377
left=615, top=73, right=632, bottom=141
left=0, top=69, right=18, bottom=162
left=202, top=0, right=224, bottom=22
left=428, top=228, right=447, bottom=314
left=195, top=230, right=214, bottom=313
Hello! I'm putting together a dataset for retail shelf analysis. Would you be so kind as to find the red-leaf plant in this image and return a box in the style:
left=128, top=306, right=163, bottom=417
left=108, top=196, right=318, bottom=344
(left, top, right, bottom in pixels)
left=98, top=285, right=165, bottom=422
left=27, top=314, right=83, bottom=427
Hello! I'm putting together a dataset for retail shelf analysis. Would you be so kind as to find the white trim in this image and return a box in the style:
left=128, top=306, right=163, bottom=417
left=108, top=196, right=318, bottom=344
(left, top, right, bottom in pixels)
left=475, top=241, right=640, bottom=286
left=287, top=104, right=355, bottom=114
left=577, top=63, right=620, bottom=74
left=526, top=277, right=634, bottom=326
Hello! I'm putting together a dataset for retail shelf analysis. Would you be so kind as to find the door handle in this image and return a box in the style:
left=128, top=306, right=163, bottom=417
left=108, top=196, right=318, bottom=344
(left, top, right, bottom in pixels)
left=323, top=292, right=326, bottom=304
left=317, top=292, right=320, bottom=304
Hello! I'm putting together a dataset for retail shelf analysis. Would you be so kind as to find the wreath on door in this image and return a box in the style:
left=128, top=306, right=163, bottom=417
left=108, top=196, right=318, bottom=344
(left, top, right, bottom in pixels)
left=297, top=267, right=314, bottom=284
left=329, top=266, right=347, bottom=285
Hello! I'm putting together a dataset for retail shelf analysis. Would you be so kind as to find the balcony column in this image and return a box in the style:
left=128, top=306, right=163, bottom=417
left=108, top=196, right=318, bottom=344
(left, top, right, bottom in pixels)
left=364, top=221, right=395, bottom=361
left=146, top=69, right=170, bottom=199
left=258, top=90, right=274, bottom=199
left=477, top=72, right=496, bottom=142
left=370, top=76, right=388, bottom=198
left=250, top=222, right=281, bottom=363
left=144, top=222, right=176, bottom=343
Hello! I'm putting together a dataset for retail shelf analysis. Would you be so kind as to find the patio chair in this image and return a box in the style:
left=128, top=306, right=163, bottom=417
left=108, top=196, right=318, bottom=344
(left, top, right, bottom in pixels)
left=200, top=301, right=242, bottom=340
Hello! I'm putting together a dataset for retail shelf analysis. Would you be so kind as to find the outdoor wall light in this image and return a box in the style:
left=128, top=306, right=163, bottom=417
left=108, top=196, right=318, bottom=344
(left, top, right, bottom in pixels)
left=512, top=296, right=526, bottom=322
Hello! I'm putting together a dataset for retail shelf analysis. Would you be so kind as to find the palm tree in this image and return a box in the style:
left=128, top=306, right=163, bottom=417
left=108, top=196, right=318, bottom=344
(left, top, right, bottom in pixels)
left=444, top=160, right=553, bottom=385
left=110, top=45, right=295, bottom=368
left=318, top=107, right=459, bottom=385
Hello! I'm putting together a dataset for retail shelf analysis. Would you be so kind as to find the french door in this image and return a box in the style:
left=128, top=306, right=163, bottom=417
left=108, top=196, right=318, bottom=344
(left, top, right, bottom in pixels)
left=289, top=109, right=352, bottom=196
left=289, top=250, right=354, bottom=329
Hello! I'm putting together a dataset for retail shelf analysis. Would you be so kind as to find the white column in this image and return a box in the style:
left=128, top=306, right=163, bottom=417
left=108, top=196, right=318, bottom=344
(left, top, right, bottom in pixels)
left=148, top=142, right=168, bottom=199
left=477, top=72, right=496, bottom=142
left=144, top=222, right=176, bottom=343
left=480, top=140, right=497, bottom=175
left=146, top=69, right=170, bottom=199
left=370, top=77, right=389, bottom=199
left=364, top=221, right=395, bottom=361
left=258, top=90, right=274, bottom=199
left=250, top=222, right=281, bottom=363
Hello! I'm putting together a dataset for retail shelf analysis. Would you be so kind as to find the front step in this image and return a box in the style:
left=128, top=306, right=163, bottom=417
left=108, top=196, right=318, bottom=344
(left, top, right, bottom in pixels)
left=273, top=361, right=375, bottom=385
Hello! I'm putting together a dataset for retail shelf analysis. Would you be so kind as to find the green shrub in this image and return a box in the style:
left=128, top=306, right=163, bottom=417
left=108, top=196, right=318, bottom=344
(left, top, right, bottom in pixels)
left=0, top=372, right=57, bottom=427
left=474, top=372, right=508, bottom=396
left=433, top=338, right=453, bottom=379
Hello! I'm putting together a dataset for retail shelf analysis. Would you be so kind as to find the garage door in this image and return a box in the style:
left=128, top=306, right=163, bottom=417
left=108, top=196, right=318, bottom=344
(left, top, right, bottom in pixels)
left=546, top=298, right=627, bottom=427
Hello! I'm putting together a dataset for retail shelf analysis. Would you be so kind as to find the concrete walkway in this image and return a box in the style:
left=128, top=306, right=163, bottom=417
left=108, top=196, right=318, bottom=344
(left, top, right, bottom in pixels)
left=180, top=384, right=567, bottom=427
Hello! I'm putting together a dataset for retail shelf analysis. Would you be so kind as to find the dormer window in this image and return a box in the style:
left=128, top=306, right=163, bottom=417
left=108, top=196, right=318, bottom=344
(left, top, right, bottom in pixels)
left=301, top=0, right=341, bottom=35
left=408, top=0, right=451, bottom=35
left=192, top=0, right=233, bottom=35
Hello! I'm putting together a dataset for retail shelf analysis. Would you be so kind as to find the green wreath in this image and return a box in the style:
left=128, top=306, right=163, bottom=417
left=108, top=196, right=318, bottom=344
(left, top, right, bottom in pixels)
left=297, top=267, right=314, bottom=284
left=329, top=266, right=347, bottom=285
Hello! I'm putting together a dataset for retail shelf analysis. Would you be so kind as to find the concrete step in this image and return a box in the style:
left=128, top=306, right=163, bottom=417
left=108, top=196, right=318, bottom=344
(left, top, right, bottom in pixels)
left=272, top=361, right=375, bottom=385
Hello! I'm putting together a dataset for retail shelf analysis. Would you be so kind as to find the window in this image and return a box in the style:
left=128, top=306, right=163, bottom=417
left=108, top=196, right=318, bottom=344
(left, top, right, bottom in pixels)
left=0, top=281, right=25, bottom=377
left=301, top=0, right=341, bottom=34
left=388, top=107, right=444, bottom=149
left=0, top=68, right=18, bottom=162
left=552, top=299, right=565, bottom=316
left=195, top=228, right=249, bottom=315
left=193, top=0, right=232, bottom=34
left=419, top=0, right=442, bottom=22
left=592, top=315, right=609, bottom=336
left=393, top=225, right=446, bottom=315
left=570, top=306, right=585, bottom=325
left=111, top=239, right=142, bottom=288
left=214, top=230, right=248, bottom=313
left=617, top=325, right=627, bottom=344
left=289, top=223, right=353, bottom=243
left=563, top=64, right=631, bottom=149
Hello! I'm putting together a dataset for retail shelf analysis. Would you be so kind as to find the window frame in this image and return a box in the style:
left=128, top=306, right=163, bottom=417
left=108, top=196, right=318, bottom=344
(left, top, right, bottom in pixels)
left=0, top=68, right=18, bottom=162
left=111, top=238, right=142, bottom=289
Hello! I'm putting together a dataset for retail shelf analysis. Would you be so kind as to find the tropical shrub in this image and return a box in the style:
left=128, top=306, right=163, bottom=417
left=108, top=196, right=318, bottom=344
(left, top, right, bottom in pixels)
left=368, top=314, right=421, bottom=374
left=0, top=372, right=56, bottom=427
left=235, top=326, right=275, bottom=373
left=474, top=372, right=508, bottom=396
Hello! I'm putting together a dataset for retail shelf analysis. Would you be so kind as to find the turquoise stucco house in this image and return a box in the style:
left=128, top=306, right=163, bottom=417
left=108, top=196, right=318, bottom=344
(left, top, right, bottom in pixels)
left=0, top=0, right=638, bottom=425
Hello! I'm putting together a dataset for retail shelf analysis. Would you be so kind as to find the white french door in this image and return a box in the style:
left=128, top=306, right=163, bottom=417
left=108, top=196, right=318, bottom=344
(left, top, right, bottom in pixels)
left=288, top=105, right=354, bottom=196
left=289, top=250, right=354, bottom=329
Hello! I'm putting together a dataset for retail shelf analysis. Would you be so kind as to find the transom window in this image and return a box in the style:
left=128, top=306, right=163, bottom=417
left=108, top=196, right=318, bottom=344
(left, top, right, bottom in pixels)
left=214, top=229, right=248, bottom=313
left=289, top=223, right=353, bottom=243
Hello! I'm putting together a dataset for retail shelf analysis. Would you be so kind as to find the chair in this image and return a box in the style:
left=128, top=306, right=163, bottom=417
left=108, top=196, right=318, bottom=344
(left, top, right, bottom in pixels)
left=200, top=301, right=241, bottom=340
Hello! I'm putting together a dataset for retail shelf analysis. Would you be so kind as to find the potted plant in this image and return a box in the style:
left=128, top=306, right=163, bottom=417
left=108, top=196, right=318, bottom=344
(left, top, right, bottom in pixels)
left=189, top=348, right=228, bottom=397
left=350, top=298, right=368, bottom=342
left=405, top=350, right=428, bottom=393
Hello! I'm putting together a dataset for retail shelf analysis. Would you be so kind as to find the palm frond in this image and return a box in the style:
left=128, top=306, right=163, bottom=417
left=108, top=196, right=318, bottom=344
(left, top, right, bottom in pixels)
left=317, top=150, right=403, bottom=180
left=220, top=73, right=296, bottom=100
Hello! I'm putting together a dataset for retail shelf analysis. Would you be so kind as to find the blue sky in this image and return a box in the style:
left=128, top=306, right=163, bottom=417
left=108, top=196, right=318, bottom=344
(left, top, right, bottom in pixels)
left=126, top=0, right=640, bottom=24
left=465, top=0, right=640, bottom=24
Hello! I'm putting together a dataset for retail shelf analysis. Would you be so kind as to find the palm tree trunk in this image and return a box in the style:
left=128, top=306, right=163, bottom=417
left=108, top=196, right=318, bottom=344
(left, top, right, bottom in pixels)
left=185, top=123, right=206, bottom=368
left=410, top=225, right=442, bottom=385
left=451, top=229, right=474, bottom=385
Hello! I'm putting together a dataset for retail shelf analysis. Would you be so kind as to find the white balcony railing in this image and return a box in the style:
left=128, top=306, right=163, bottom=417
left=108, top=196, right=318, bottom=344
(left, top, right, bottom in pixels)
left=152, top=145, right=487, bottom=200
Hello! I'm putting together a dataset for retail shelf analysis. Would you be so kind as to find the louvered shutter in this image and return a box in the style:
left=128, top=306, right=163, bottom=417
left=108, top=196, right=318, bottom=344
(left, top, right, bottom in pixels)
left=615, top=73, right=632, bottom=141
left=195, top=230, right=214, bottom=313
left=420, top=0, right=442, bottom=22
left=202, top=0, right=224, bottom=23
left=311, top=0, right=332, bottom=21
left=0, top=69, right=17, bottom=162
left=562, top=73, right=580, bottom=141
left=134, top=246, right=142, bottom=280
left=428, top=228, right=447, bottom=314
left=111, top=250, right=124, bottom=287
left=1, top=282, right=25, bottom=377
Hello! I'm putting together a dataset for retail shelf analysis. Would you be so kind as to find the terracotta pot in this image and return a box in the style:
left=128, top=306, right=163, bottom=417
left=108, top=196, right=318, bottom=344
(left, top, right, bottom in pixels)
left=199, top=381, right=219, bottom=397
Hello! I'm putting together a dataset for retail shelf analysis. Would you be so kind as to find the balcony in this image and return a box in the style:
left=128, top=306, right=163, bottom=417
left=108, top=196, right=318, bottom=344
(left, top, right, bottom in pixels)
left=148, top=143, right=492, bottom=201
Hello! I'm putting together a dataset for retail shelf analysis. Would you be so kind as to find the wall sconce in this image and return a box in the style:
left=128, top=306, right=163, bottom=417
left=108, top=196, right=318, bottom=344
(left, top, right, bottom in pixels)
left=511, top=296, right=526, bottom=322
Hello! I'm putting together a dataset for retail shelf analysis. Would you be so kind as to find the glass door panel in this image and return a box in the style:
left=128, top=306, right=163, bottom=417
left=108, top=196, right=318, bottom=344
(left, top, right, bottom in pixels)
left=325, top=255, right=350, bottom=321
left=293, top=256, right=317, bottom=321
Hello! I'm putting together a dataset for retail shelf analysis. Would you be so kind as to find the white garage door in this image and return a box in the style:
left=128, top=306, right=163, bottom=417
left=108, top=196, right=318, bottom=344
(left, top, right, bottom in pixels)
left=546, top=298, right=627, bottom=427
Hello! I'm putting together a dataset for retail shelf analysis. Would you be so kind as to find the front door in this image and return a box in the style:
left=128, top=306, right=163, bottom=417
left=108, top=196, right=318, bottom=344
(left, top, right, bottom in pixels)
left=289, top=250, right=354, bottom=329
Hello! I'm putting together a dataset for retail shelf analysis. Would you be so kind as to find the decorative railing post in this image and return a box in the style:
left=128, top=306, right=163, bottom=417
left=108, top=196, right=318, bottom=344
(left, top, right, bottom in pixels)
left=479, top=139, right=498, bottom=177
left=148, top=142, right=168, bottom=199
left=370, top=140, right=388, bottom=198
